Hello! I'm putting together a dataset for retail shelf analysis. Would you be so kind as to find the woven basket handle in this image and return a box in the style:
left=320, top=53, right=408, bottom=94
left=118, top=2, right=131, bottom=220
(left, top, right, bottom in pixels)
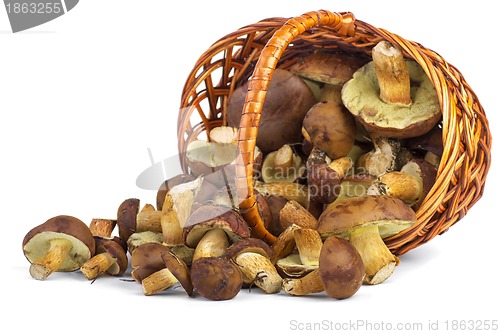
left=236, top=10, right=356, bottom=244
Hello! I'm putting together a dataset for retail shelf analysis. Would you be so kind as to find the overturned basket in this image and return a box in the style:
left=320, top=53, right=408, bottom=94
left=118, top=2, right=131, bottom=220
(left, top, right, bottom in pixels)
left=177, top=10, right=492, bottom=255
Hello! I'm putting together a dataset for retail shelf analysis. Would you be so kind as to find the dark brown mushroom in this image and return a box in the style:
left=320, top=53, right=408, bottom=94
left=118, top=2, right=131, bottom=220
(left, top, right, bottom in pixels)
left=227, top=68, right=317, bottom=154
left=80, top=237, right=128, bottom=280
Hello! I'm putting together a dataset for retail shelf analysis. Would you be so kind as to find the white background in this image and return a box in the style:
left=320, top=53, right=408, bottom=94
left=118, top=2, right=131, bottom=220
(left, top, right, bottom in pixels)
left=1, top=1, right=498, bottom=333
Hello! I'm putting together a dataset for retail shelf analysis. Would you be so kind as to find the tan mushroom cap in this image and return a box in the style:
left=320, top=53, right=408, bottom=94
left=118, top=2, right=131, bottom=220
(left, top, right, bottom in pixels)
left=22, top=215, right=96, bottom=271
left=341, top=60, right=441, bottom=139
left=183, top=205, right=250, bottom=248
left=317, top=195, right=416, bottom=239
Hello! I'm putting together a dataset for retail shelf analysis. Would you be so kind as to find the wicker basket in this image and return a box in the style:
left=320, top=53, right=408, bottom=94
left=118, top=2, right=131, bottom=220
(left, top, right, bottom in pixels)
left=177, top=10, right=492, bottom=255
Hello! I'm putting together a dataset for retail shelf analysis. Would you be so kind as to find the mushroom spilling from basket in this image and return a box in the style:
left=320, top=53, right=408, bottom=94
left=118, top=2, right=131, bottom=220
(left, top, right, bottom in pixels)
left=22, top=40, right=444, bottom=300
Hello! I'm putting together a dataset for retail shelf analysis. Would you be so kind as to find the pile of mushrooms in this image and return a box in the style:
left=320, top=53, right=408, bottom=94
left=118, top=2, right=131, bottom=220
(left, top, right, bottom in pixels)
left=22, top=41, right=442, bottom=300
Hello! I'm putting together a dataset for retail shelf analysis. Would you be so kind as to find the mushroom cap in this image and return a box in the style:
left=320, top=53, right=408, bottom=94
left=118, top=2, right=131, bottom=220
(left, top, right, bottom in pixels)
left=289, top=51, right=369, bottom=85
left=275, top=253, right=317, bottom=278
left=227, top=68, right=317, bottom=154
left=319, top=236, right=364, bottom=299
left=190, top=257, right=243, bottom=301
left=157, top=174, right=196, bottom=211
left=225, top=237, right=273, bottom=260
left=342, top=60, right=441, bottom=139
left=302, top=101, right=356, bottom=160
left=22, top=215, right=95, bottom=271
left=95, top=239, right=128, bottom=275
left=261, top=149, right=306, bottom=183
left=161, top=249, right=193, bottom=296
left=183, top=205, right=250, bottom=248
left=117, top=198, right=140, bottom=242
left=406, top=125, right=443, bottom=157
left=130, top=243, right=170, bottom=283
left=317, top=195, right=416, bottom=239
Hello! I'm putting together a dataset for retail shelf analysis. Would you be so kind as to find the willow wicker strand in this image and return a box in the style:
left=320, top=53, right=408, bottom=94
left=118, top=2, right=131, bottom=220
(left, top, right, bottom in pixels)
left=178, top=10, right=492, bottom=255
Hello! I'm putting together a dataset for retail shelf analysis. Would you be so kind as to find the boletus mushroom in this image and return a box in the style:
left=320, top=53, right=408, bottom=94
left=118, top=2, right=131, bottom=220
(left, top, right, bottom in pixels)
left=261, top=144, right=305, bottom=183
left=22, top=215, right=95, bottom=280
left=80, top=237, right=128, bottom=280
left=341, top=41, right=441, bottom=139
left=227, top=68, right=317, bottom=154
left=318, top=195, right=416, bottom=285
left=302, top=100, right=357, bottom=160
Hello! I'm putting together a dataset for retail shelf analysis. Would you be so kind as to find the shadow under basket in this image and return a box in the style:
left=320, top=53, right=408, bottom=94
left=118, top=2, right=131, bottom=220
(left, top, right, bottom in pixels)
left=177, top=10, right=492, bottom=255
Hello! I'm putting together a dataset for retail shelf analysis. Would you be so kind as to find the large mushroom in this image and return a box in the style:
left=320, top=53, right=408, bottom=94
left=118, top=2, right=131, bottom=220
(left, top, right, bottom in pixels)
left=317, top=195, right=416, bottom=285
left=227, top=68, right=317, bottom=154
left=22, top=215, right=95, bottom=280
left=341, top=41, right=441, bottom=139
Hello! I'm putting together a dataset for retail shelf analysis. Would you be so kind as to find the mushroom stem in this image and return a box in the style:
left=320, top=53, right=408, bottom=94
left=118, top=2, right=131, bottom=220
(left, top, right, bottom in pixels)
left=29, top=238, right=73, bottom=280
left=294, top=228, right=323, bottom=267
left=235, top=252, right=283, bottom=294
left=372, top=41, right=411, bottom=106
left=192, top=228, right=229, bottom=261
left=282, top=268, right=324, bottom=296
left=80, top=252, right=117, bottom=280
left=142, top=268, right=179, bottom=296
left=136, top=210, right=162, bottom=233
left=366, top=171, right=422, bottom=205
left=161, top=195, right=186, bottom=246
left=89, top=219, right=116, bottom=238
left=348, top=225, right=399, bottom=285
left=273, top=145, right=294, bottom=177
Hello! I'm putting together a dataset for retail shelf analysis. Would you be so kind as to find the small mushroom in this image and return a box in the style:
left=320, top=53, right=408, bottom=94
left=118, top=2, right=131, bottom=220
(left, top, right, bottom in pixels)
left=227, top=68, right=317, bottom=154
left=318, top=195, right=416, bottom=285
left=116, top=198, right=141, bottom=242
left=356, top=137, right=400, bottom=177
left=22, top=215, right=95, bottom=280
left=282, top=268, right=323, bottom=296
left=225, top=238, right=282, bottom=294
left=261, top=144, right=306, bottom=183
left=80, top=237, right=128, bottom=280
left=306, top=147, right=352, bottom=204
left=183, top=205, right=250, bottom=261
left=190, top=257, right=243, bottom=301
left=342, top=41, right=441, bottom=139
left=319, top=236, right=364, bottom=299
left=399, top=158, right=438, bottom=210
left=406, top=125, right=443, bottom=168
left=366, top=171, right=423, bottom=206
left=161, top=249, right=193, bottom=296
left=129, top=243, right=178, bottom=296
left=302, top=100, right=357, bottom=160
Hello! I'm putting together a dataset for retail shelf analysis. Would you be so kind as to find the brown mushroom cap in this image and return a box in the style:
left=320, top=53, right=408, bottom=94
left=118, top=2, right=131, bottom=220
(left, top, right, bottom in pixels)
left=130, top=243, right=170, bottom=283
left=161, top=249, right=193, bottom=296
left=342, top=60, right=441, bottom=139
left=225, top=238, right=273, bottom=260
left=156, top=174, right=196, bottom=211
left=117, top=198, right=140, bottom=242
left=95, top=239, right=128, bottom=275
left=227, top=68, right=317, bottom=153
left=302, top=101, right=356, bottom=160
left=183, top=205, right=250, bottom=248
left=190, top=257, right=243, bottom=301
left=22, top=215, right=96, bottom=271
left=317, top=195, right=416, bottom=239
left=319, top=236, right=364, bottom=299
left=289, top=51, right=369, bottom=85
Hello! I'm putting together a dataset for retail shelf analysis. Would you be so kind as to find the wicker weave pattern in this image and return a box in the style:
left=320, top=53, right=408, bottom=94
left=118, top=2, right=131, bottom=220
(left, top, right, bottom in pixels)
left=178, top=10, right=492, bottom=255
